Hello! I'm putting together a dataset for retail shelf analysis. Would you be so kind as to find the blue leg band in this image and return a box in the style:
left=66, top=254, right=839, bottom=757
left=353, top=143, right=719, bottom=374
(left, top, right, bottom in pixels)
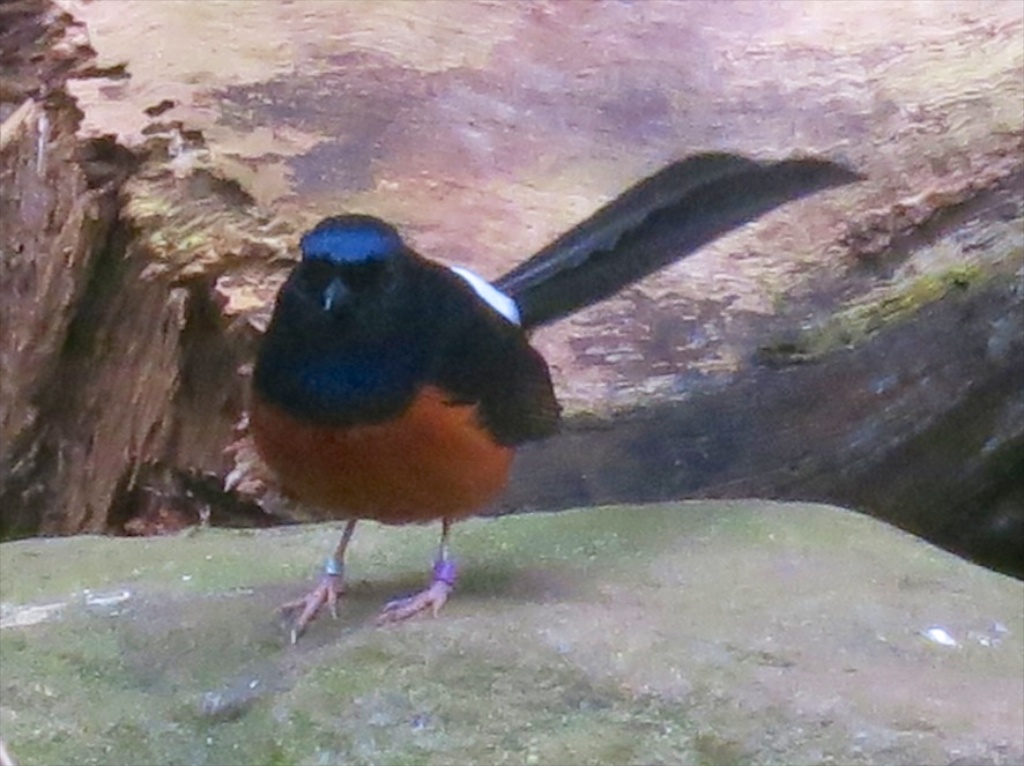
left=324, top=557, right=344, bottom=577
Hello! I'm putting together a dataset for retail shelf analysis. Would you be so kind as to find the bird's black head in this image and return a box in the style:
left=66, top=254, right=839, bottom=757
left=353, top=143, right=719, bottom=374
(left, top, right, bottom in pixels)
left=254, top=214, right=424, bottom=421
left=290, top=215, right=406, bottom=322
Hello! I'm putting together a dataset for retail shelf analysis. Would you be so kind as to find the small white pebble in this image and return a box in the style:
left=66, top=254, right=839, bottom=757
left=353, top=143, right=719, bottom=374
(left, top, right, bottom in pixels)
left=85, top=590, right=131, bottom=607
left=922, top=626, right=958, bottom=647
left=181, top=575, right=192, bottom=582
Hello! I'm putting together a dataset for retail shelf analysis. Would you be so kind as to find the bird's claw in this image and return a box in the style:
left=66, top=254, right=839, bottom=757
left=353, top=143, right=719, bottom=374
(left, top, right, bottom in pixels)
left=280, top=574, right=343, bottom=643
left=376, top=580, right=453, bottom=624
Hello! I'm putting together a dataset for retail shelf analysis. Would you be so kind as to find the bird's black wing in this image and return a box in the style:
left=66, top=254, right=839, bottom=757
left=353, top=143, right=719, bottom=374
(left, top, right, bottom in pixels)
left=418, top=262, right=561, bottom=446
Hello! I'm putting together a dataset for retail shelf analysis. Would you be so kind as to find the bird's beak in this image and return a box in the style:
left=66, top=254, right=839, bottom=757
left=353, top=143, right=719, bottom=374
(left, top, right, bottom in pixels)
left=322, top=277, right=350, bottom=313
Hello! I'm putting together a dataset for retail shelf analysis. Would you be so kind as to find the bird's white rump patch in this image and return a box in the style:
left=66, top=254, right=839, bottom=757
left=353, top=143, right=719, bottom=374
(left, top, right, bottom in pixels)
left=449, top=265, right=521, bottom=325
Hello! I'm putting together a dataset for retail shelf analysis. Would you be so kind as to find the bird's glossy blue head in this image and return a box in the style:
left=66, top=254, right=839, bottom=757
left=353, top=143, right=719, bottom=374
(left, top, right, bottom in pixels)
left=300, top=215, right=404, bottom=265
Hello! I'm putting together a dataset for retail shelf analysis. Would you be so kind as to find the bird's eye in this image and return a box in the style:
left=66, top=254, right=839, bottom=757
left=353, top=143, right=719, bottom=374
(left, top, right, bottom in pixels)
left=301, top=261, right=335, bottom=293
left=343, top=260, right=393, bottom=291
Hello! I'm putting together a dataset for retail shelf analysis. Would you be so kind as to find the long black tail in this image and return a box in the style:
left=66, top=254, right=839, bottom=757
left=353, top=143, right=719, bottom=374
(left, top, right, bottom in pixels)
left=495, top=153, right=862, bottom=330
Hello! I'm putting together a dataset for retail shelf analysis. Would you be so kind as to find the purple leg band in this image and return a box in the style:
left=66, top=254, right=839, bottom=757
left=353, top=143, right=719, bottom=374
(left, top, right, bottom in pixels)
left=432, top=558, right=458, bottom=587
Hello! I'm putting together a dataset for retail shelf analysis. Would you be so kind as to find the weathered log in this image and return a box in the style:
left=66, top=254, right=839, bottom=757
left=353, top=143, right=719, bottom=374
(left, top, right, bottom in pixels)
left=1, top=0, right=126, bottom=536
left=1, top=0, right=1021, bottom=579
left=0, top=1, right=253, bottom=537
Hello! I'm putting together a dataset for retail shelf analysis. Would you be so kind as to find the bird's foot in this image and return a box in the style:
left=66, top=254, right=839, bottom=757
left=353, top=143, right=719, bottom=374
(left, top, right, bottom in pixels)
left=377, top=559, right=457, bottom=624
left=280, top=572, right=343, bottom=643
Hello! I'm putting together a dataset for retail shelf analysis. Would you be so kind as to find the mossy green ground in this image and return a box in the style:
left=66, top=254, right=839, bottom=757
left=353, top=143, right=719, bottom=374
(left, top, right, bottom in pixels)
left=1, top=501, right=1021, bottom=765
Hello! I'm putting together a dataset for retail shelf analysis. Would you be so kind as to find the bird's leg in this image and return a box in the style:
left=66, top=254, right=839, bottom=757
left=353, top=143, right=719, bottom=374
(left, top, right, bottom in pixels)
left=377, top=518, right=457, bottom=624
left=281, top=519, right=357, bottom=643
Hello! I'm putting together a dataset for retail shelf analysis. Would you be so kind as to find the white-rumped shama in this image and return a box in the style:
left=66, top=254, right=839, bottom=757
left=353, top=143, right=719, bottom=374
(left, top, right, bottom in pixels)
left=250, top=153, right=861, bottom=640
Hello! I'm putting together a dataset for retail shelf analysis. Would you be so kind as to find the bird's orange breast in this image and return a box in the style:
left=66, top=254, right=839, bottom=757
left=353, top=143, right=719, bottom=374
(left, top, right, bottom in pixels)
left=250, top=386, right=514, bottom=525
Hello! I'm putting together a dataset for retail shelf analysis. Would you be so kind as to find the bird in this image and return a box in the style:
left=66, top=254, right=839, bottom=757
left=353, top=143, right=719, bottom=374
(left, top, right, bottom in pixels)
left=249, top=152, right=861, bottom=641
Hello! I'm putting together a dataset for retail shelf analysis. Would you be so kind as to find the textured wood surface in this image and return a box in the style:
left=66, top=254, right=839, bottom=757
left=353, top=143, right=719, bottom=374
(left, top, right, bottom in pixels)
left=1, top=0, right=1021, bottom=575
